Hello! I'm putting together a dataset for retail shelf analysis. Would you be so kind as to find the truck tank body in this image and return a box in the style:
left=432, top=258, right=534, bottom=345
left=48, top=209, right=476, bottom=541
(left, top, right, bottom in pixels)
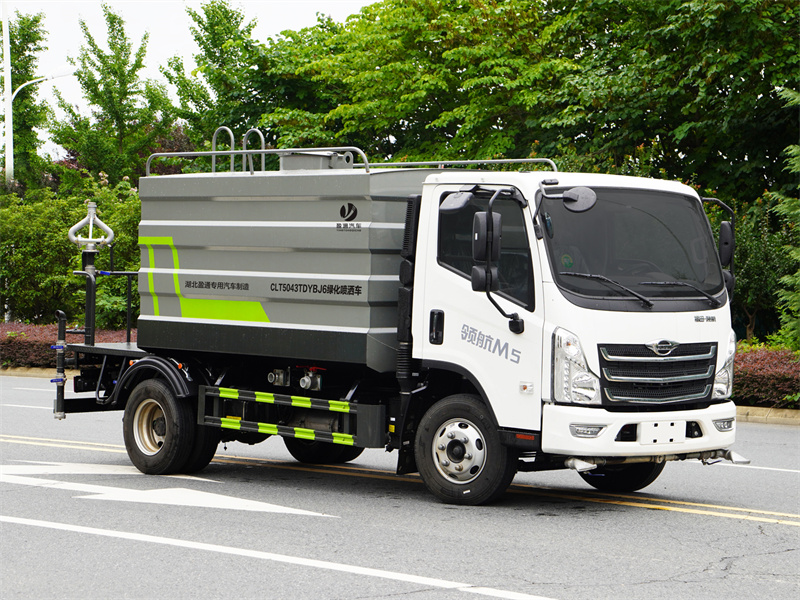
left=137, top=168, right=433, bottom=373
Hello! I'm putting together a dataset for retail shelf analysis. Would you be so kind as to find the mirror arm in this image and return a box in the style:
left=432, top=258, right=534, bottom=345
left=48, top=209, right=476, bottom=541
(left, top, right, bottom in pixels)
left=482, top=189, right=524, bottom=334
left=702, top=196, right=736, bottom=277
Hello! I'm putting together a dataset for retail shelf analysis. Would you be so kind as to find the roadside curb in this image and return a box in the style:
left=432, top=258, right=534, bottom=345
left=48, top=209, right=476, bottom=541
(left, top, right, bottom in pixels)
left=736, top=405, right=800, bottom=426
left=2, top=367, right=798, bottom=426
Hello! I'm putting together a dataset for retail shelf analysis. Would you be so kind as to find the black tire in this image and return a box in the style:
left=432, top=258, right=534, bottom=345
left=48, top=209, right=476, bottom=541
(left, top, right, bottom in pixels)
left=415, top=394, right=517, bottom=505
left=579, top=461, right=666, bottom=493
left=181, top=422, right=220, bottom=474
left=123, top=379, right=195, bottom=475
left=284, top=437, right=365, bottom=464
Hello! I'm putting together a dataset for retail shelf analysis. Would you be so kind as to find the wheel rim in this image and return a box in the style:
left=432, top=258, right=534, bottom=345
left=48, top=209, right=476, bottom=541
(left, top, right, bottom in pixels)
left=133, top=398, right=167, bottom=456
left=432, top=418, right=487, bottom=484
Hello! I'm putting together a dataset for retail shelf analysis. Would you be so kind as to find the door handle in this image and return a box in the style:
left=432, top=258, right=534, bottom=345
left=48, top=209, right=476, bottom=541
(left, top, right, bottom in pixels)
left=429, top=309, right=444, bottom=345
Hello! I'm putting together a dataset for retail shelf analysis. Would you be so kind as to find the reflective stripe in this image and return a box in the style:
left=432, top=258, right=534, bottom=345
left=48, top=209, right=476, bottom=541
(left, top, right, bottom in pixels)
left=220, top=417, right=242, bottom=430
left=255, top=391, right=275, bottom=403
left=258, top=422, right=279, bottom=435
left=294, top=427, right=316, bottom=441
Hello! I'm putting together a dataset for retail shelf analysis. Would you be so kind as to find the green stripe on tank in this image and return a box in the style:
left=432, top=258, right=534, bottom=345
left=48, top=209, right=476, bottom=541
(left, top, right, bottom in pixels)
left=137, top=235, right=270, bottom=323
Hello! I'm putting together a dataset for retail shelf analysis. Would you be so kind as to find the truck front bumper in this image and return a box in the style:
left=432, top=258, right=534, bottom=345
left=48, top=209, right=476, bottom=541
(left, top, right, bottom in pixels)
left=541, top=401, right=737, bottom=457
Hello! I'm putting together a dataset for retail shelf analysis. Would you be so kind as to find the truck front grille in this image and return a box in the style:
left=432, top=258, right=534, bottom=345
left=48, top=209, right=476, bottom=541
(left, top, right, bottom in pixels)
left=598, top=342, right=717, bottom=404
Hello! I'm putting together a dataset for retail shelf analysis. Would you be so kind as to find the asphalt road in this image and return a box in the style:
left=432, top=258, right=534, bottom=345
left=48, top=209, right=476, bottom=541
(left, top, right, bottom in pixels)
left=1, top=374, right=798, bottom=600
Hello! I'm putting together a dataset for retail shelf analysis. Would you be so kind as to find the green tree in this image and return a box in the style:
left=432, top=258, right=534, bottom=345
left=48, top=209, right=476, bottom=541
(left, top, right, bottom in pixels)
left=732, top=204, right=795, bottom=342
left=0, top=10, right=49, bottom=190
left=50, top=3, right=175, bottom=184
left=273, top=0, right=561, bottom=159
left=0, top=189, right=85, bottom=322
left=768, top=88, right=800, bottom=350
left=163, top=1, right=348, bottom=154
left=161, top=0, right=258, bottom=146
left=0, top=178, right=140, bottom=325
left=535, top=0, right=799, bottom=202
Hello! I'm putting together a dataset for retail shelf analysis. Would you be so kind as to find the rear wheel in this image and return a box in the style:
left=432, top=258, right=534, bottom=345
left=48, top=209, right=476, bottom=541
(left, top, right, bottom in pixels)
left=181, top=421, right=220, bottom=474
left=415, top=394, right=517, bottom=505
left=579, top=461, right=666, bottom=493
left=123, top=379, right=194, bottom=475
left=284, top=438, right=364, bottom=464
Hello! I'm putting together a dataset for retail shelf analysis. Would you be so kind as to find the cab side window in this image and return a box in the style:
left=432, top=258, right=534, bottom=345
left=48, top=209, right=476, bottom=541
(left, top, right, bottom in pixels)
left=438, top=194, right=534, bottom=309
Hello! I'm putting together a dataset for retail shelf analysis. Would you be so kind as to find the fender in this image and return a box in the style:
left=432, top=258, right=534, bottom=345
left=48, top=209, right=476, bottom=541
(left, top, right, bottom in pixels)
left=112, top=355, right=196, bottom=406
left=421, top=359, right=539, bottom=451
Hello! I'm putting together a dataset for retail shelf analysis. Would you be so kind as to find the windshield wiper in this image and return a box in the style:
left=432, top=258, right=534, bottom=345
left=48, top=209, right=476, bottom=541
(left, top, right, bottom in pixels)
left=559, top=272, right=653, bottom=308
left=638, top=281, right=722, bottom=307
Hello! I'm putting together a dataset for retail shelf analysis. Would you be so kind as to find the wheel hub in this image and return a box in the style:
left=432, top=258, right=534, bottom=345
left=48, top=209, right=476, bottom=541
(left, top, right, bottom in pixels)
left=432, top=418, right=486, bottom=484
left=133, top=398, right=166, bottom=456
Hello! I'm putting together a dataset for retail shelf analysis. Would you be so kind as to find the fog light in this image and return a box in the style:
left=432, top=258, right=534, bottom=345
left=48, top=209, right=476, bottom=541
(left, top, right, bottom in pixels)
left=569, top=424, right=606, bottom=438
left=713, top=418, right=734, bottom=432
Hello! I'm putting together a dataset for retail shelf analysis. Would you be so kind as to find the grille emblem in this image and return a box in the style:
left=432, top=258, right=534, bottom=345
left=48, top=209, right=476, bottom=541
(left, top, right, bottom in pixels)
left=646, top=340, right=680, bottom=356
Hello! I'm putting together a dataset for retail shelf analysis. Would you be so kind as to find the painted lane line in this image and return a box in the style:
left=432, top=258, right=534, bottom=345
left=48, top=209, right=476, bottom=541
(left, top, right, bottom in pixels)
left=0, top=434, right=123, bottom=447
left=0, top=472, right=331, bottom=516
left=10, top=387, right=53, bottom=392
left=1, top=404, right=52, bottom=410
left=0, top=516, right=558, bottom=600
left=686, top=461, right=800, bottom=474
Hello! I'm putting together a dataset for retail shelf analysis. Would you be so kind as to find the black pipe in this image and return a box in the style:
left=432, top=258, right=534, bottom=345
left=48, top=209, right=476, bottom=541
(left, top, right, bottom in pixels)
left=53, top=310, right=67, bottom=419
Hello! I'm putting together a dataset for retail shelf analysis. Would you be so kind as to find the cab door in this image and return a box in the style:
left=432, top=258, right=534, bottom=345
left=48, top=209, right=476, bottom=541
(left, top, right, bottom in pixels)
left=412, top=184, right=545, bottom=432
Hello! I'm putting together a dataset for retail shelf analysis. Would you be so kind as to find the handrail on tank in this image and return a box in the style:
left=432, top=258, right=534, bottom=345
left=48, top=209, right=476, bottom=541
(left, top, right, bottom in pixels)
left=360, top=157, right=558, bottom=171
left=211, top=126, right=235, bottom=173
left=242, top=128, right=266, bottom=173
left=145, top=146, right=372, bottom=176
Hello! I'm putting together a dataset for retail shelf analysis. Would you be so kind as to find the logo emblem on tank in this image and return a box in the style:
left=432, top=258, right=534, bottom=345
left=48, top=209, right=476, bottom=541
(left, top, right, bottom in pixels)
left=646, top=340, right=680, bottom=356
left=340, top=203, right=358, bottom=221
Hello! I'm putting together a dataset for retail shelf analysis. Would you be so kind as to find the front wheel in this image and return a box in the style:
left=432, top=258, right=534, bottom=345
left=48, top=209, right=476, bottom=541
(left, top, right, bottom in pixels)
left=123, top=379, right=195, bottom=475
left=415, top=394, right=517, bottom=505
left=579, top=461, right=666, bottom=493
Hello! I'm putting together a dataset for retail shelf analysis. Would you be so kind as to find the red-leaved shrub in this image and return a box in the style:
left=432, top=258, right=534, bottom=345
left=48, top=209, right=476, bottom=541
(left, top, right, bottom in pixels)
left=1, top=323, right=137, bottom=369
left=733, top=348, right=800, bottom=408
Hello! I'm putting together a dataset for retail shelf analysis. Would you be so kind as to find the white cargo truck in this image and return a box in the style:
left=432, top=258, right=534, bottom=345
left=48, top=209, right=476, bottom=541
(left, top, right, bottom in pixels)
left=54, top=131, right=746, bottom=504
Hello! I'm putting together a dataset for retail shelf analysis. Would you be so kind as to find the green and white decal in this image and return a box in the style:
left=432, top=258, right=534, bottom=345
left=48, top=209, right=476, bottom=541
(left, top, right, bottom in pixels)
left=139, top=236, right=270, bottom=322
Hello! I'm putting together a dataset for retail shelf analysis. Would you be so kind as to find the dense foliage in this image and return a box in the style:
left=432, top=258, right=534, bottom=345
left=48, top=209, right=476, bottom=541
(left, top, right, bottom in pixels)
left=50, top=3, right=175, bottom=184
left=0, top=10, right=49, bottom=189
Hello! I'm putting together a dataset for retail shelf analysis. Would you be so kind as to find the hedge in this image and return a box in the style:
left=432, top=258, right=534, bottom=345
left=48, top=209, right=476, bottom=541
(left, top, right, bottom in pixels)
left=1, top=323, right=136, bottom=369
left=2, top=323, right=798, bottom=409
left=733, top=346, right=800, bottom=409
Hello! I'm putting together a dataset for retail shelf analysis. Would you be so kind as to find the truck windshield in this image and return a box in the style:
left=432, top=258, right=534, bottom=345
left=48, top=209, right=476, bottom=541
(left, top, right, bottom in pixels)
left=540, top=188, right=723, bottom=303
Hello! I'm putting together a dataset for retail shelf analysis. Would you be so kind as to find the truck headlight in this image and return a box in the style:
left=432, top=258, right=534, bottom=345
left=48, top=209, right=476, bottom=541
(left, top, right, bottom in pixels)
left=553, top=328, right=600, bottom=405
left=713, top=329, right=736, bottom=399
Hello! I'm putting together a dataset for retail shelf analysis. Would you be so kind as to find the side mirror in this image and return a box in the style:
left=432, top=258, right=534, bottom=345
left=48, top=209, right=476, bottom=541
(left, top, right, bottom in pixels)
left=719, top=221, right=734, bottom=267
left=439, top=191, right=473, bottom=214
left=563, top=187, right=597, bottom=212
left=472, top=211, right=502, bottom=262
left=471, top=265, right=499, bottom=292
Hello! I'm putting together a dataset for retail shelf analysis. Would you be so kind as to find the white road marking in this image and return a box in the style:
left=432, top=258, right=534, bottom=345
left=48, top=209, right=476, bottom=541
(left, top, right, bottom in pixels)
left=687, top=461, right=800, bottom=474
left=10, top=387, right=53, bottom=392
left=0, top=515, right=558, bottom=600
left=0, top=462, right=331, bottom=516
left=1, top=404, right=51, bottom=410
